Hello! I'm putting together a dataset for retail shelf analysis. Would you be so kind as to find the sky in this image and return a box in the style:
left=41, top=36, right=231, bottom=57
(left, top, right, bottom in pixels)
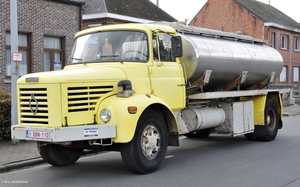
left=149, top=0, right=300, bottom=23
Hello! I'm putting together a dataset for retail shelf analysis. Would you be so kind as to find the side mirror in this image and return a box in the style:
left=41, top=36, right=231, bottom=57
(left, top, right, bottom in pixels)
left=171, top=36, right=183, bottom=58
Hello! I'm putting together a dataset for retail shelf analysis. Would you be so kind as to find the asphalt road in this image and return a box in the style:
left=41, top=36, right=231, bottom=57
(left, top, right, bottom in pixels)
left=0, top=116, right=300, bottom=187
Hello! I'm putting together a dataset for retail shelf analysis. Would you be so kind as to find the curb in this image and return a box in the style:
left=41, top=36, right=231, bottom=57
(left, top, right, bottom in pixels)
left=0, top=150, right=100, bottom=173
left=0, top=158, right=45, bottom=173
left=283, top=112, right=290, bottom=117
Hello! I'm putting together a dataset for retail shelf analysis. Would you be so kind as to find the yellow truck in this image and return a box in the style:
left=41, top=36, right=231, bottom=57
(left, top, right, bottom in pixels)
left=12, top=22, right=284, bottom=174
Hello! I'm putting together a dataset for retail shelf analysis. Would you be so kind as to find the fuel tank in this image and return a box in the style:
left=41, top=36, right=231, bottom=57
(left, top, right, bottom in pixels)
left=178, top=33, right=283, bottom=92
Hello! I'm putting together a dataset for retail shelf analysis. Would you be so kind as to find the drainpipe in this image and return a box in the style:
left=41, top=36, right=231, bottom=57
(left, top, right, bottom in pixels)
left=79, top=2, right=84, bottom=30
left=290, top=36, right=292, bottom=84
left=10, top=0, right=19, bottom=144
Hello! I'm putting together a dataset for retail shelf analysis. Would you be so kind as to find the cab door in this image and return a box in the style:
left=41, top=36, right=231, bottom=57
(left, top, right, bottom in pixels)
left=149, top=33, right=186, bottom=110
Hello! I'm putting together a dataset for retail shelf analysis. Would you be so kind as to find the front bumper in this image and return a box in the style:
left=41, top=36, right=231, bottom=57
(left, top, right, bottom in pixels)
left=11, top=124, right=116, bottom=142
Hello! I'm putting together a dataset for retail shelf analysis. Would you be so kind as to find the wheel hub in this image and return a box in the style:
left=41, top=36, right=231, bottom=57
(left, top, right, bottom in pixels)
left=141, top=125, right=161, bottom=160
left=267, top=110, right=276, bottom=132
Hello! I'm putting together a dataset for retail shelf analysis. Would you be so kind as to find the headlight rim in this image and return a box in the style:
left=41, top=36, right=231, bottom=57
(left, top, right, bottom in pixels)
left=100, top=108, right=111, bottom=123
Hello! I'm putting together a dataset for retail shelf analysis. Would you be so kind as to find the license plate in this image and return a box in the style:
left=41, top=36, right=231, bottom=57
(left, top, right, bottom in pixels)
left=26, top=130, right=50, bottom=140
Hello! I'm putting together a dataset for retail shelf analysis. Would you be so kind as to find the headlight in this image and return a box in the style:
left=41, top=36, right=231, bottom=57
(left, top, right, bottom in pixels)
left=100, top=109, right=111, bottom=122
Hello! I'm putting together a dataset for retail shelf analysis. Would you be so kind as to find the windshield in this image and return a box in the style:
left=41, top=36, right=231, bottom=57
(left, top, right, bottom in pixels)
left=69, top=31, right=148, bottom=64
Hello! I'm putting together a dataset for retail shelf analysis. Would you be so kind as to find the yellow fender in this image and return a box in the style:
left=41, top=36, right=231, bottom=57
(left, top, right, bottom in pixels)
left=240, top=92, right=283, bottom=127
left=97, top=93, right=177, bottom=143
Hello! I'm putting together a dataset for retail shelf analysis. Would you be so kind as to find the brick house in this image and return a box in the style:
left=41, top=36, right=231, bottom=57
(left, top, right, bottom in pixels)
left=0, top=0, right=84, bottom=92
left=190, top=0, right=300, bottom=84
left=1, top=0, right=176, bottom=92
left=82, top=0, right=176, bottom=29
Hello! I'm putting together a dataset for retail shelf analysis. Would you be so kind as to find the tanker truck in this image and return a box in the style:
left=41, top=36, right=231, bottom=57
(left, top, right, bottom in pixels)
left=12, top=22, right=285, bottom=174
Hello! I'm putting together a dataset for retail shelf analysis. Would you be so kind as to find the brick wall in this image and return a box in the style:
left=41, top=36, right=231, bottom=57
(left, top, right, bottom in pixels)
left=0, top=0, right=82, bottom=92
left=271, top=27, right=300, bottom=83
left=190, top=0, right=265, bottom=39
left=0, top=31, right=2, bottom=90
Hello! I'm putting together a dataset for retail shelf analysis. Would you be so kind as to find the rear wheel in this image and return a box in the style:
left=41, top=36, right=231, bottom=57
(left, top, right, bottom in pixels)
left=38, top=142, right=83, bottom=166
left=196, top=129, right=211, bottom=138
left=120, top=109, right=168, bottom=174
left=255, top=98, right=279, bottom=141
left=244, top=132, right=257, bottom=140
left=184, top=129, right=211, bottom=138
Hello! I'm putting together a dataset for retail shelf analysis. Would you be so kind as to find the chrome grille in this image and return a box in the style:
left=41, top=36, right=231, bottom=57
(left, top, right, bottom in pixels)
left=19, top=88, right=48, bottom=125
left=67, top=85, right=113, bottom=112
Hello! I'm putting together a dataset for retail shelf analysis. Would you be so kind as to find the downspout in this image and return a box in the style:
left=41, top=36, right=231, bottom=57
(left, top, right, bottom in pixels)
left=79, top=2, right=85, bottom=30
left=290, top=34, right=292, bottom=83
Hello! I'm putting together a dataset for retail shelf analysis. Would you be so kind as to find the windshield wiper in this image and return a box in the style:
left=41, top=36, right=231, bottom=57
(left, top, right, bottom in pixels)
left=100, top=55, right=119, bottom=59
left=70, top=57, right=83, bottom=61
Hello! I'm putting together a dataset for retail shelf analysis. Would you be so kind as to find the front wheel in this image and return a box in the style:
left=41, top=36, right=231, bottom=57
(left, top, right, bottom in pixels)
left=120, top=109, right=168, bottom=174
left=38, top=142, right=83, bottom=166
left=255, top=98, right=279, bottom=141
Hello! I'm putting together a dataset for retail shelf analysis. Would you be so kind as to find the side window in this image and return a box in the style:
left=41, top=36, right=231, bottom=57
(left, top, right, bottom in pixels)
left=279, top=66, right=288, bottom=83
left=152, top=34, right=159, bottom=61
left=280, top=34, right=289, bottom=50
left=294, top=37, right=300, bottom=52
left=271, top=32, right=276, bottom=48
left=293, top=67, right=300, bottom=82
left=44, top=36, right=64, bottom=71
left=6, top=33, right=31, bottom=77
left=157, top=34, right=175, bottom=62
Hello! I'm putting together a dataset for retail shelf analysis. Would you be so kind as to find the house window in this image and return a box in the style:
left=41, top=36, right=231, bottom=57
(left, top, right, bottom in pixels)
left=280, top=35, right=289, bottom=50
left=271, top=32, right=276, bottom=48
left=44, top=36, right=64, bottom=71
left=279, top=66, right=288, bottom=82
left=6, top=33, right=31, bottom=76
left=294, top=37, right=300, bottom=51
left=293, top=67, right=300, bottom=82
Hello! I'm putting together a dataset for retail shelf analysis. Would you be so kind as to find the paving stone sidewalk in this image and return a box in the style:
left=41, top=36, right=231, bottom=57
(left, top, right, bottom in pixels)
left=0, top=140, right=42, bottom=173
left=0, top=103, right=299, bottom=173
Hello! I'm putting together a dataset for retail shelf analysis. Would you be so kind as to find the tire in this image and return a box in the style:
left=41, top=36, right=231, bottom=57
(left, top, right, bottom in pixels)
left=184, top=129, right=211, bottom=138
left=184, top=132, right=197, bottom=138
left=244, top=132, right=257, bottom=140
left=196, top=129, right=211, bottom=138
left=255, top=98, right=279, bottom=141
left=38, top=142, right=83, bottom=166
left=120, top=109, right=168, bottom=174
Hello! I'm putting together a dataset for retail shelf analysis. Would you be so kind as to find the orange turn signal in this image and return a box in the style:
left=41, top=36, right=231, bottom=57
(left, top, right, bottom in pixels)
left=127, top=106, right=137, bottom=114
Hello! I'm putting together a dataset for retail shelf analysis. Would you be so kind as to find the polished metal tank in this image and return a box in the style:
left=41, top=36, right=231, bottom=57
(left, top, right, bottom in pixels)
left=178, top=33, right=283, bottom=92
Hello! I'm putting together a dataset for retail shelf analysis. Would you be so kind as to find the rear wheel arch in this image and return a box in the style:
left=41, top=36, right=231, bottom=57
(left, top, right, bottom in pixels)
left=255, top=97, right=279, bottom=141
left=243, top=92, right=282, bottom=141
left=267, top=93, right=283, bottom=129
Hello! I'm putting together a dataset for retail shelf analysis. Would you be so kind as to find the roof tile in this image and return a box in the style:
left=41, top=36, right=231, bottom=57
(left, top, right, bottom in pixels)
left=83, top=0, right=176, bottom=22
left=235, top=0, right=300, bottom=28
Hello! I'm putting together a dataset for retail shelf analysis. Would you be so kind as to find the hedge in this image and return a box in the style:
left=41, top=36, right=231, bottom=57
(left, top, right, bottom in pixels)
left=0, top=90, right=11, bottom=140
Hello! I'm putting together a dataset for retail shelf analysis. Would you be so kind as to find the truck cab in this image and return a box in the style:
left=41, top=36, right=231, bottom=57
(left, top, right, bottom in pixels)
left=12, top=23, right=185, bottom=174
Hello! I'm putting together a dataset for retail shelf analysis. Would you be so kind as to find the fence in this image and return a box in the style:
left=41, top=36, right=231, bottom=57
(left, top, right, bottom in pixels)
left=291, top=89, right=300, bottom=98
left=268, top=84, right=300, bottom=106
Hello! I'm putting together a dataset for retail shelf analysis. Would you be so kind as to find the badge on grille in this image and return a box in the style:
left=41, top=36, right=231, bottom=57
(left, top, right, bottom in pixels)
left=29, top=93, right=39, bottom=115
